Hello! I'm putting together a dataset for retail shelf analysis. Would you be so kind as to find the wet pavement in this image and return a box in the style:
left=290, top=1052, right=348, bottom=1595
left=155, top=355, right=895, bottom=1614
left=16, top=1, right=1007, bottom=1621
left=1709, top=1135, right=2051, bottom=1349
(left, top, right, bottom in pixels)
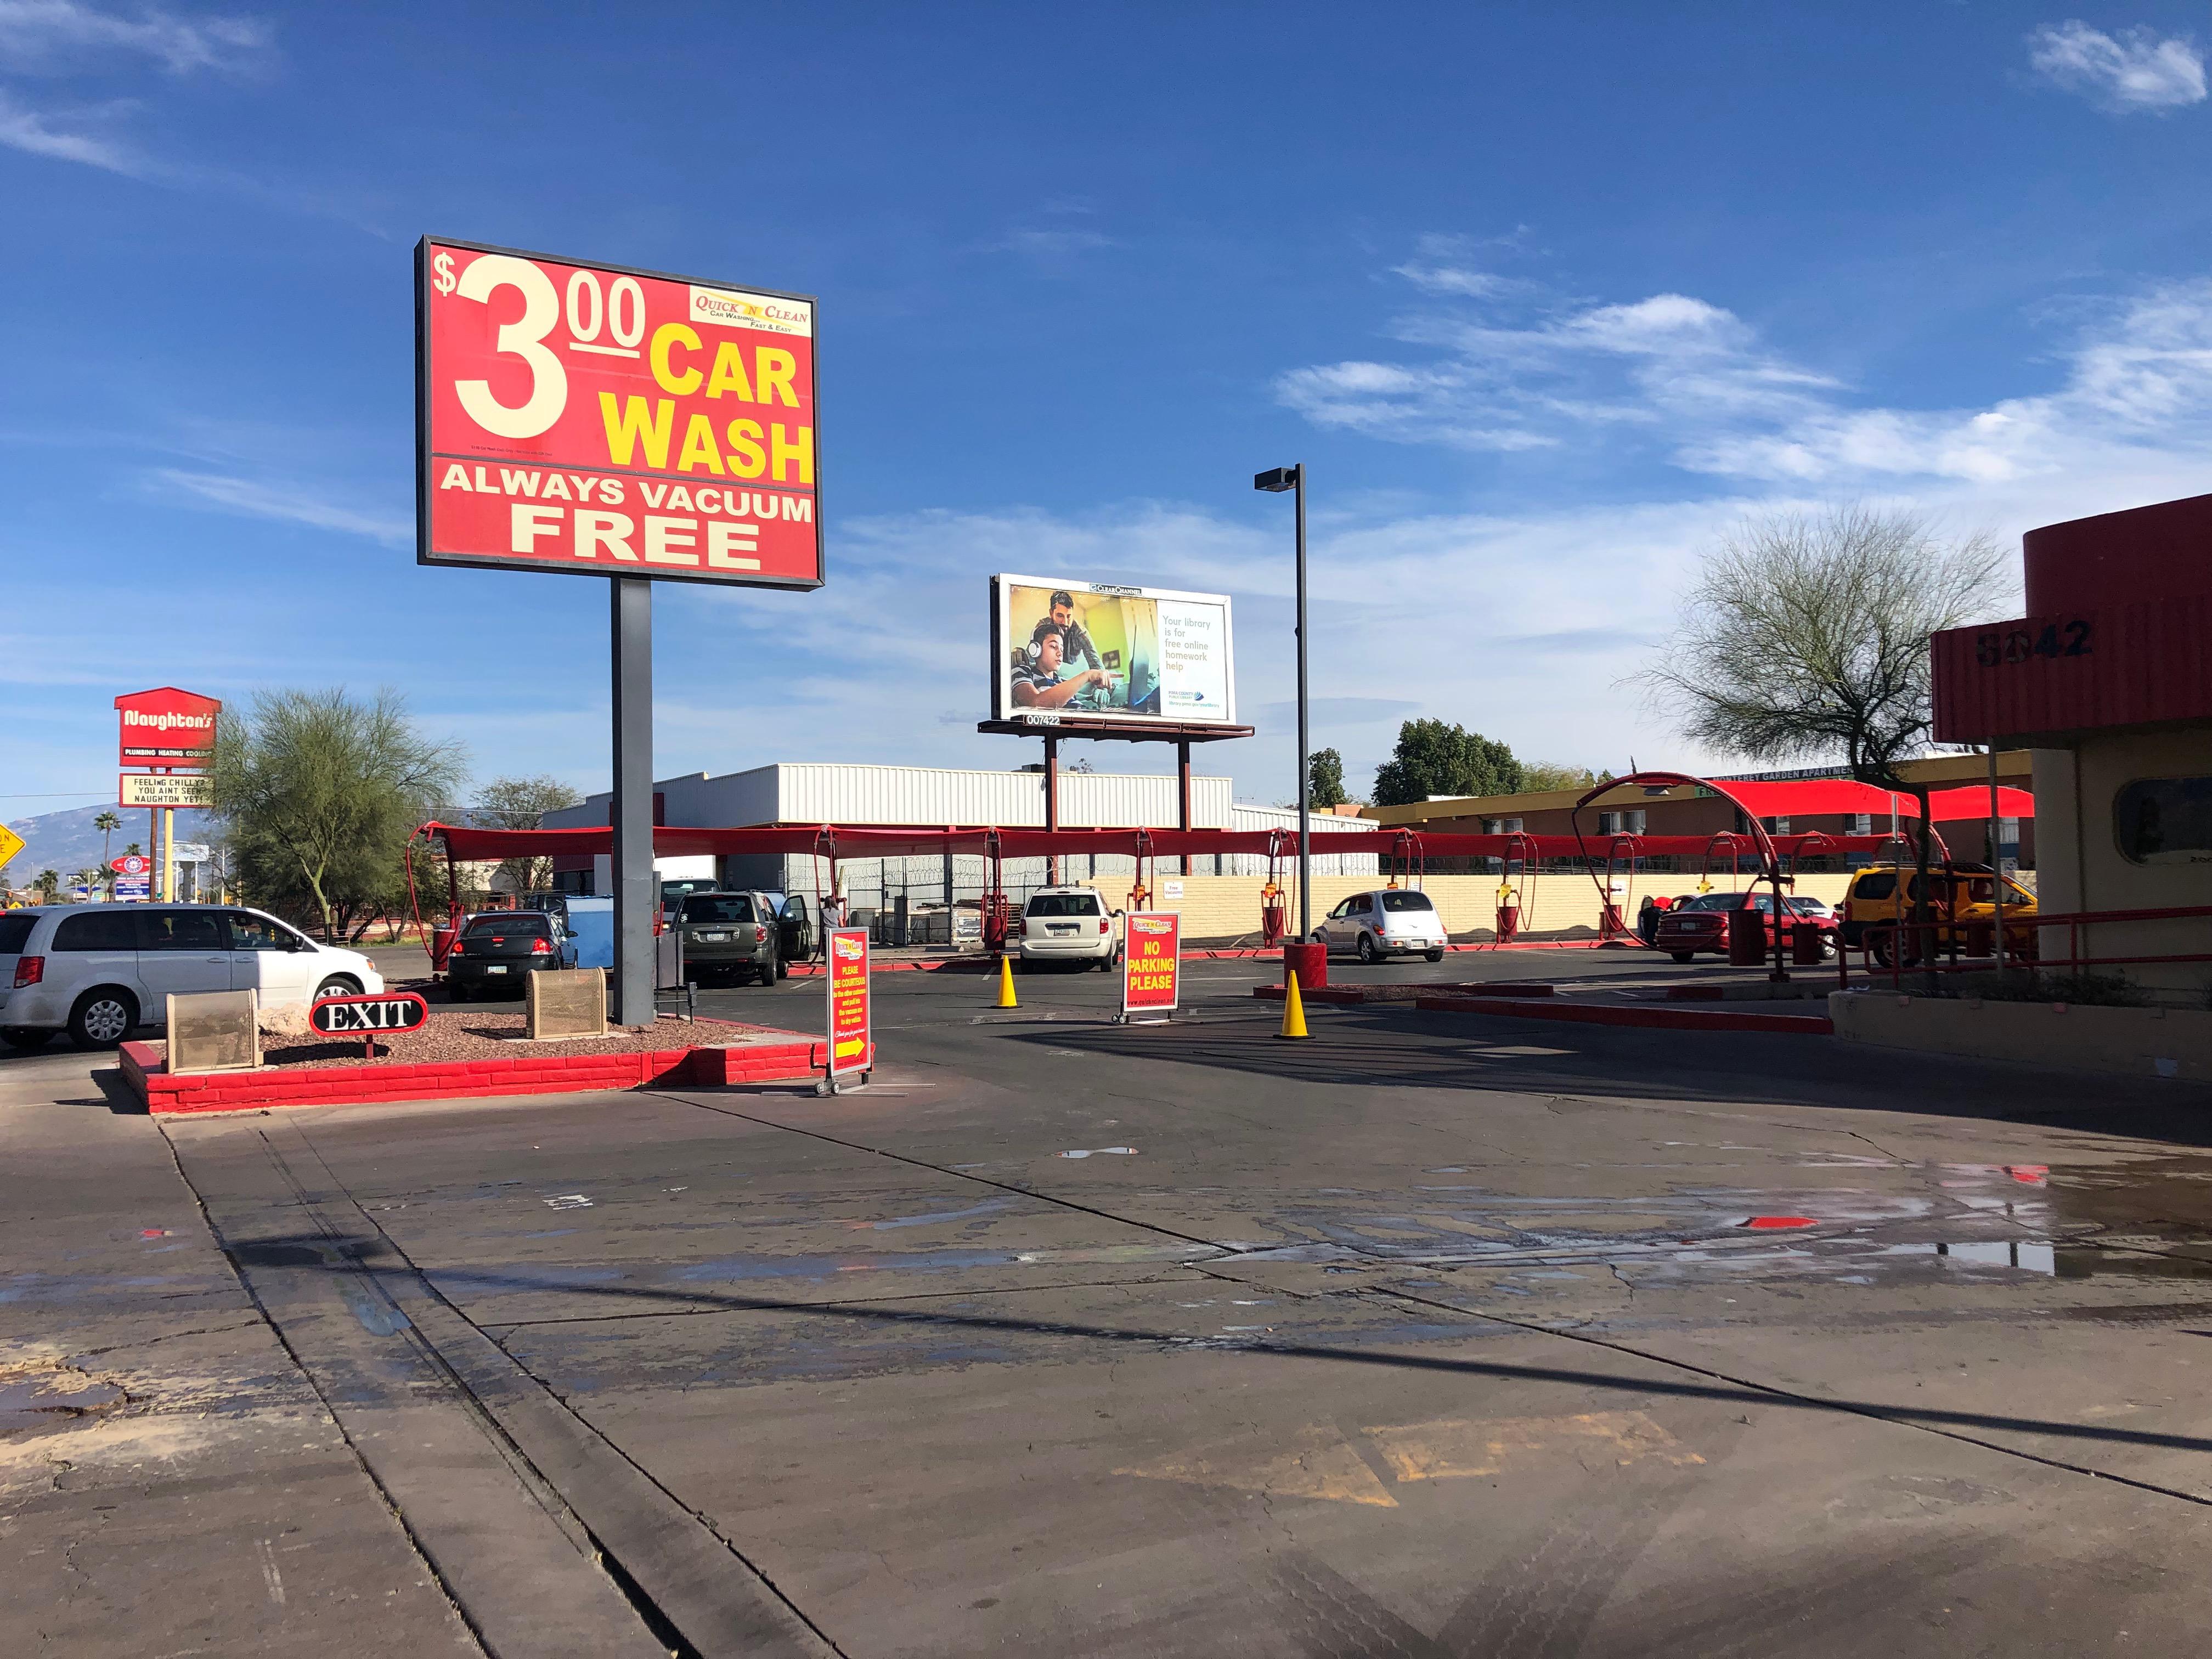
left=9, top=952, right=2212, bottom=1654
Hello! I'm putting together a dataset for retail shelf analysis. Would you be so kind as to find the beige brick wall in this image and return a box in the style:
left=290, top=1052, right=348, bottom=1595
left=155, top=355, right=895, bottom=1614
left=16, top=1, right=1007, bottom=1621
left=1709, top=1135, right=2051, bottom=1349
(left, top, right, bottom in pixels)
left=1083, top=871, right=1857, bottom=944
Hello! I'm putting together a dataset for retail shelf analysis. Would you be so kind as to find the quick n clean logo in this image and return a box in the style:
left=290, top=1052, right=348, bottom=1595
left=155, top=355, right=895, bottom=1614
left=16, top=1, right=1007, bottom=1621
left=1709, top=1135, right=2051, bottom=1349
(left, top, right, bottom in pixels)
left=687, top=286, right=813, bottom=337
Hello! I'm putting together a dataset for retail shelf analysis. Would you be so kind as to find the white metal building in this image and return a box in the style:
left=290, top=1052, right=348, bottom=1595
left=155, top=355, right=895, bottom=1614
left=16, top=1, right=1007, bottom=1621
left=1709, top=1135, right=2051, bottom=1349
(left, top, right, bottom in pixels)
left=543, top=761, right=1375, bottom=909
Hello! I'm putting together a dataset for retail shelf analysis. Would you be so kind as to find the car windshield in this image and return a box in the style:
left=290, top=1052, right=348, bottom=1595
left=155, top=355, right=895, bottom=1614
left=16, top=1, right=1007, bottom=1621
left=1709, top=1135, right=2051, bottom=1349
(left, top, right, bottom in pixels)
left=1784, top=897, right=1827, bottom=915
left=1380, top=891, right=1434, bottom=912
left=1681, top=894, right=1743, bottom=911
left=683, top=896, right=756, bottom=923
left=466, top=915, right=547, bottom=937
left=1027, top=894, right=1102, bottom=917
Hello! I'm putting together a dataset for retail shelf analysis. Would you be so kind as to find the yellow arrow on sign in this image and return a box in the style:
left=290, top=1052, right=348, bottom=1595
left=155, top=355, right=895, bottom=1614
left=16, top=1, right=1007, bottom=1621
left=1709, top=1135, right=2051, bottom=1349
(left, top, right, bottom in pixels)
left=0, top=823, right=24, bottom=873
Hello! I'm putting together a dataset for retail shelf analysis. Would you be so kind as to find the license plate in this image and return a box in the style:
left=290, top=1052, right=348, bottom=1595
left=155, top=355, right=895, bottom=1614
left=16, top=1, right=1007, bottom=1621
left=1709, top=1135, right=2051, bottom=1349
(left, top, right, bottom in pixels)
left=487, top=965, right=507, bottom=974
left=701, top=932, right=728, bottom=941
left=1048, top=925, right=1075, bottom=935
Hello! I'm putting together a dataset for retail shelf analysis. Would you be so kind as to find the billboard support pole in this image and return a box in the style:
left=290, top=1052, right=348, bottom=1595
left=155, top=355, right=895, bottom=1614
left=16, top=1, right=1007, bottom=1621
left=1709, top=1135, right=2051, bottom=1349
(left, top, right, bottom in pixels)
left=1043, top=735, right=1060, bottom=884
left=1294, top=464, right=1311, bottom=942
left=611, top=577, right=654, bottom=1027
left=1178, top=740, right=1192, bottom=874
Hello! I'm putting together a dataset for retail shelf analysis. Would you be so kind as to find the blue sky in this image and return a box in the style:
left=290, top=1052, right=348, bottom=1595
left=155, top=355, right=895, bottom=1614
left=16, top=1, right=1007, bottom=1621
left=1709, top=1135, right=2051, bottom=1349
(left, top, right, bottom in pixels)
left=9, top=3, right=2212, bottom=818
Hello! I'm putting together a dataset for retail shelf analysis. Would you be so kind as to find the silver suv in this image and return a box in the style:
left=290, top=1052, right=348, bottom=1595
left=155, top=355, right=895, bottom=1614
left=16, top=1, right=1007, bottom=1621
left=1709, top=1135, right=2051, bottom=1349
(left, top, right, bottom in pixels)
left=0, top=905, right=383, bottom=1052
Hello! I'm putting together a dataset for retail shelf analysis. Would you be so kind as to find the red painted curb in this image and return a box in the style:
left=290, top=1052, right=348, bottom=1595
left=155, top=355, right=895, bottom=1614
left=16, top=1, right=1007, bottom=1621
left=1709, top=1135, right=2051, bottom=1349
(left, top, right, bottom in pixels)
left=1411, top=997, right=1833, bottom=1034
left=1252, top=981, right=1560, bottom=1005
left=121, top=1028, right=828, bottom=1116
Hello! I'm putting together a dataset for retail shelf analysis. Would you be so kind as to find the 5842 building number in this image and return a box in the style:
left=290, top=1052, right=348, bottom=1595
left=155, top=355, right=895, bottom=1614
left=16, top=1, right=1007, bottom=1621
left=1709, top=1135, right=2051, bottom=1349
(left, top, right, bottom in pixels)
left=1974, top=619, right=2092, bottom=668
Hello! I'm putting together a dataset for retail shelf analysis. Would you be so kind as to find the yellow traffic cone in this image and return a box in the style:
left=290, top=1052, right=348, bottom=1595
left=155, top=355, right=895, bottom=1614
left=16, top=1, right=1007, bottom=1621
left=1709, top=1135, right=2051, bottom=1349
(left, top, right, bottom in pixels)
left=1276, top=970, right=1311, bottom=1040
left=995, top=953, right=1019, bottom=1008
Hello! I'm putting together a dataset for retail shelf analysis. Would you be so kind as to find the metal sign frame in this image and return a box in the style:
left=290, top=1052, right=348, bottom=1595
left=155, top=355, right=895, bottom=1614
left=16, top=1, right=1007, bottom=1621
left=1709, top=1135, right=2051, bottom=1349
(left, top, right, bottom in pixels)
left=823, top=926, right=872, bottom=1092
left=1119, top=910, right=1181, bottom=1024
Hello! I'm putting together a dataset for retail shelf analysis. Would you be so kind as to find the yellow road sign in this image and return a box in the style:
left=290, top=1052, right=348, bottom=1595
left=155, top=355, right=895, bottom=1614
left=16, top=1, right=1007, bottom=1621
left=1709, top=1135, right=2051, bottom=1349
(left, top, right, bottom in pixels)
left=0, top=823, right=24, bottom=872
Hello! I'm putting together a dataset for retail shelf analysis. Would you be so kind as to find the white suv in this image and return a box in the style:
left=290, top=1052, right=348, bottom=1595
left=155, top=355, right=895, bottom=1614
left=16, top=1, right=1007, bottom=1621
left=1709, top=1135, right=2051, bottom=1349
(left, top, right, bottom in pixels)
left=1014, top=888, right=1121, bottom=972
left=0, top=905, right=384, bottom=1052
left=1317, top=889, right=1449, bottom=963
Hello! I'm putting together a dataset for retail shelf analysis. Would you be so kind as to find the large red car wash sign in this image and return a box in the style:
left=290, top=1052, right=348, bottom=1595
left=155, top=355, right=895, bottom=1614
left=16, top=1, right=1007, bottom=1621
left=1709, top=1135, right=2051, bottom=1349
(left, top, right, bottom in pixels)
left=416, top=238, right=821, bottom=590
left=116, top=687, right=220, bottom=767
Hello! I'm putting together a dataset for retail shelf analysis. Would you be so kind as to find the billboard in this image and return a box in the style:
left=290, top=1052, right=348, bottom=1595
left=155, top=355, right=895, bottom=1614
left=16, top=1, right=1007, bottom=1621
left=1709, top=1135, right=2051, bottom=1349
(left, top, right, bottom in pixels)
left=417, top=237, right=821, bottom=590
left=116, top=687, right=219, bottom=768
left=121, top=774, right=214, bottom=809
left=990, top=576, right=1235, bottom=725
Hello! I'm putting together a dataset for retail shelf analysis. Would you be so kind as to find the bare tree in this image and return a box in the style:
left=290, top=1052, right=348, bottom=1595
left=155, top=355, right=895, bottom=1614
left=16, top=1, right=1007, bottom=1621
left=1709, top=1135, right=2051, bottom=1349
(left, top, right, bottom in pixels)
left=1636, top=505, right=2005, bottom=972
left=471, top=774, right=585, bottom=895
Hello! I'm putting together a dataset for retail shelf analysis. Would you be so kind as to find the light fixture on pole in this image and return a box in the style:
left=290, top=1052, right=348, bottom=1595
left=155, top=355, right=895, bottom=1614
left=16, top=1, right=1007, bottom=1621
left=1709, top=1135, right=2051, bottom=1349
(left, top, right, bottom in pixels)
left=1254, top=464, right=1311, bottom=942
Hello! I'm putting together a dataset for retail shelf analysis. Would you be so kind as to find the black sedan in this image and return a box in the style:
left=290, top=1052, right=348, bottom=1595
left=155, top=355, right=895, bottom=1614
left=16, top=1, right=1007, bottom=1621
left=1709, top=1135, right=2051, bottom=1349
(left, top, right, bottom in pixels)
left=445, top=911, right=576, bottom=1000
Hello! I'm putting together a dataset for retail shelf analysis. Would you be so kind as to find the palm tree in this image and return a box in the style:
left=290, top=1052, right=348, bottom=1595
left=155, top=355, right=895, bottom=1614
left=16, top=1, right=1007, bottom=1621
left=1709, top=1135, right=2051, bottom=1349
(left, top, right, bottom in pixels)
left=33, top=869, right=60, bottom=902
left=94, top=810, right=122, bottom=899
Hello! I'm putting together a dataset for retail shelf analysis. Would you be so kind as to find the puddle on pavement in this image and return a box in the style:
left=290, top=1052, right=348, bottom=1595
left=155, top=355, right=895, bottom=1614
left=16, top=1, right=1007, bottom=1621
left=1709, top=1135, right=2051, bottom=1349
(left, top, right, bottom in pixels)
left=1235, top=1156, right=2212, bottom=1290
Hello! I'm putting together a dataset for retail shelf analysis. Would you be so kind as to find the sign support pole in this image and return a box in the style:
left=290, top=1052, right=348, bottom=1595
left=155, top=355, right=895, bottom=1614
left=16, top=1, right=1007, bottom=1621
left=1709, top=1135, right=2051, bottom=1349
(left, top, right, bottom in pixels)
left=610, top=577, right=655, bottom=1028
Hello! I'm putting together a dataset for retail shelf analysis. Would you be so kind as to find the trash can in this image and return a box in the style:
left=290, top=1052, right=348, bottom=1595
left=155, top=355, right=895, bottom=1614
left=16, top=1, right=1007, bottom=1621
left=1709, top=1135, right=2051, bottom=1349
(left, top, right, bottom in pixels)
left=1790, top=922, right=1826, bottom=966
left=1726, top=908, right=1766, bottom=966
left=1283, top=940, right=1328, bottom=990
left=430, top=924, right=455, bottom=975
left=1495, top=902, right=1519, bottom=944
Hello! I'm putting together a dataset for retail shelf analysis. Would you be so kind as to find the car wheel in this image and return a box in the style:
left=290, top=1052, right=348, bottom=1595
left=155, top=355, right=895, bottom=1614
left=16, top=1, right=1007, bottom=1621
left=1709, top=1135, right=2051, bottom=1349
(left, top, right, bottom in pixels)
left=1425, top=947, right=1444, bottom=963
left=67, top=989, right=137, bottom=1051
left=1, top=1026, right=53, bottom=1053
left=774, top=956, right=789, bottom=981
left=1671, top=951, right=1695, bottom=963
left=1357, top=933, right=1379, bottom=964
left=314, top=975, right=362, bottom=1002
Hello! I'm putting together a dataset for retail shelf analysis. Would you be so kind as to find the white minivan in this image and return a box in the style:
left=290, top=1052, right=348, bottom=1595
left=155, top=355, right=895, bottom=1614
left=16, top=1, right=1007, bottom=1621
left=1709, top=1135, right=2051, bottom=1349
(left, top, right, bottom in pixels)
left=0, top=905, right=384, bottom=1052
left=1015, top=888, right=1121, bottom=972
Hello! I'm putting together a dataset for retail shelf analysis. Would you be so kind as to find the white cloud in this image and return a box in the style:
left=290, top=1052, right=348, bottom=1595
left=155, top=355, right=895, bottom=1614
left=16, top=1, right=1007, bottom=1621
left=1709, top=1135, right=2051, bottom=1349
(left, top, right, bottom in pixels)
left=153, top=470, right=411, bottom=545
left=0, top=84, right=133, bottom=168
left=0, top=4, right=274, bottom=176
left=2029, top=20, right=2205, bottom=112
left=1279, top=234, right=2212, bottom=495
left=988, top=227, right=1117, bottom=261
left=0, top=1, right=270, bottom=76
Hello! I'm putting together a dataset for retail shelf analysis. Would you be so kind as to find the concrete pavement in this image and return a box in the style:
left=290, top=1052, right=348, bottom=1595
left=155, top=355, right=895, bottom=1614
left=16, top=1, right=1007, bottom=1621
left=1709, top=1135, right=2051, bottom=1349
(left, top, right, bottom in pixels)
left=9, top=953, right=2212, bottom=1654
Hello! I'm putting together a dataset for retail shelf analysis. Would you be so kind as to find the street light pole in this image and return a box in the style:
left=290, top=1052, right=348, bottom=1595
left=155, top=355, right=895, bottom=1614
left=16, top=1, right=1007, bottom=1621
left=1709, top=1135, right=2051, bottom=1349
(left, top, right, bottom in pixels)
left=1255, top=463, right=1311, bottom=940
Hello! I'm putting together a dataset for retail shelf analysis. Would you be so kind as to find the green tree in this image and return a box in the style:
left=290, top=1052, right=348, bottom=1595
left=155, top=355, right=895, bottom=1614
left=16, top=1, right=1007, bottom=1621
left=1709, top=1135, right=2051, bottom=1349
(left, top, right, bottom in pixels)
left=1372, top=720, right=1523, bottom=808
left=1308, top=748, right=1349, bottom=810
left=212, top=687, right=468, bottom=941
left=1519, top=763, right=1600, bottom=794
left=32, top=869, right=60, bottom=902
left=1635, top=505, right=2002, bottom=977
left=471, top=774, right=585, bottom=895
left=94, top=810, right=120, bottom=867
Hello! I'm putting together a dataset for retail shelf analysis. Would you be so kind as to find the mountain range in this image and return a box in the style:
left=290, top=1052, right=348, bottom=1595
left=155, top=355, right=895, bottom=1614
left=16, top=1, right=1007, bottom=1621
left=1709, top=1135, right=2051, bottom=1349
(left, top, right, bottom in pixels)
left=3, top=804, right=216, bottom=888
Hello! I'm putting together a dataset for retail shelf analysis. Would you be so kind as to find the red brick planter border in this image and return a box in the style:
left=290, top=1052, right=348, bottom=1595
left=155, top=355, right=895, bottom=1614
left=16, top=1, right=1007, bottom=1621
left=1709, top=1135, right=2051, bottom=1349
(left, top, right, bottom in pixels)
left=120, top=1030, right=833, bottom=1115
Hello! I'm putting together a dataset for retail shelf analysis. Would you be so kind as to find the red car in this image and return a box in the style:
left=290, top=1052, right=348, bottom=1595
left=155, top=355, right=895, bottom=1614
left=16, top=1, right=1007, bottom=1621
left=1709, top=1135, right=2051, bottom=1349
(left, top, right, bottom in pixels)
left=1652, top=891, right=1837, bottom=962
